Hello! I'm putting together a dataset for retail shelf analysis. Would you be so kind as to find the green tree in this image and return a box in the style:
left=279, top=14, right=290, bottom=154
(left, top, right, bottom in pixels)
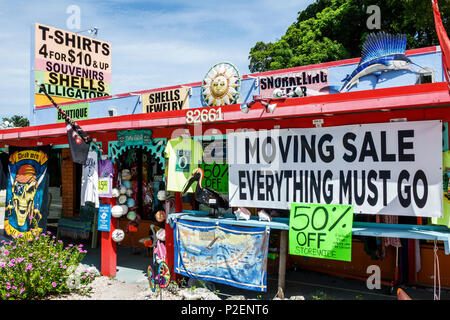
left=248, top=0, right=450, bottom=72
left=2, top=115, right=30, bottom=127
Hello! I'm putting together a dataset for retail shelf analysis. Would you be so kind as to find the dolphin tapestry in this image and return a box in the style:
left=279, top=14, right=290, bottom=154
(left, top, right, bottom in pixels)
left=4, top=146, right=50, bottom=240
left=174, top=218, right=270, bottom=292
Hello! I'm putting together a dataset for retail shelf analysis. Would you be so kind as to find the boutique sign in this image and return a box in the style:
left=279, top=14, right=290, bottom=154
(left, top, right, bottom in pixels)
left=227, top=120, right=443, bottom=217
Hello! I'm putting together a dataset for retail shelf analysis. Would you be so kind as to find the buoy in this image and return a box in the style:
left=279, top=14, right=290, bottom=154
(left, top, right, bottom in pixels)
left=112, top=229, right=125, bottom=242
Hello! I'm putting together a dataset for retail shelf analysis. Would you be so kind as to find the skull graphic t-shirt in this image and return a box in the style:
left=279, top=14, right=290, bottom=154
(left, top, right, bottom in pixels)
left=164, top=138, right=203, bottom=192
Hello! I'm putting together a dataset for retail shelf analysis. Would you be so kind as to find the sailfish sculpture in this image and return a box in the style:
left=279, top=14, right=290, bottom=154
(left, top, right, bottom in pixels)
left=339, top=32, right=419, bottom=92
left=182, top=168, right=229, bottom=217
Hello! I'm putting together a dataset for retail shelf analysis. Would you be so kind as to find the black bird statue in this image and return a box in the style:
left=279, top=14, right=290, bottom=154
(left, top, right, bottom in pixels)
left=182, top=168, right=229, bottom=217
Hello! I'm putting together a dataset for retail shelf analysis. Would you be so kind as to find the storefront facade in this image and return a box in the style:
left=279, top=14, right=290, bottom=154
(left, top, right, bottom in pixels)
left=2, top=45, right=450, bottom=292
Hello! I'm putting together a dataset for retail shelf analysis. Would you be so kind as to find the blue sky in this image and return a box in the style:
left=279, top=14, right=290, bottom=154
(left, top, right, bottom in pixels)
left=0, top=0, right=313, bottom=118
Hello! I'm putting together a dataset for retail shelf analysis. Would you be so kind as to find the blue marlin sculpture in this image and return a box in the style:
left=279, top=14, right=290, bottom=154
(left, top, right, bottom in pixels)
left=339, top=32, right=420, bottom=92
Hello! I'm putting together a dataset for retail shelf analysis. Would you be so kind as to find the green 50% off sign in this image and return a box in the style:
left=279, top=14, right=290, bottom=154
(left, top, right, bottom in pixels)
left=289, top=203, right=354, bottom=262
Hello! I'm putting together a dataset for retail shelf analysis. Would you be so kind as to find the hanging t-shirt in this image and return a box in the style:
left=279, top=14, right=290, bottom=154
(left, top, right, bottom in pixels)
left=164, top=138, right=203, bottom=193
left=81, top=151, right=99, bottom=208
left=98, top=158, right=114, bottom=198
left=431, top=151, right=450, bottom=227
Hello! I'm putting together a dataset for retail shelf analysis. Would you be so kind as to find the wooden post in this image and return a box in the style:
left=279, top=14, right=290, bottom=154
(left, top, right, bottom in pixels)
left=277, top=230, right=288, bottom=299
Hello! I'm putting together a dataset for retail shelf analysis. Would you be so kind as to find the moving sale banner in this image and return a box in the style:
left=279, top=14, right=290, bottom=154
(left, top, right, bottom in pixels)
left=227, top=120, right=443, bottom=217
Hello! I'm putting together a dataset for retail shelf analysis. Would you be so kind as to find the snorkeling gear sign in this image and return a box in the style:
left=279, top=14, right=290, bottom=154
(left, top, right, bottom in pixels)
left=4, top=146, right=50, bottom=240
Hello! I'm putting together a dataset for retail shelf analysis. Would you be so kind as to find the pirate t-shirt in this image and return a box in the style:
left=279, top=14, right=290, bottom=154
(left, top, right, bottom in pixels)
left=164, top=138, right=203, bottom=192
left=0, top=152, right=8, bottom=190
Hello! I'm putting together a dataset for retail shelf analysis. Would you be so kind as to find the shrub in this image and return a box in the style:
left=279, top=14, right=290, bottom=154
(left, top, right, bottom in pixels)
left=0, top=230, right=97, bottom=300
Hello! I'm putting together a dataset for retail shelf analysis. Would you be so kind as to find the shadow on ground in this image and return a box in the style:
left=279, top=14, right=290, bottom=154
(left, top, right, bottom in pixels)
left=2, top=227, right=448, bottom=301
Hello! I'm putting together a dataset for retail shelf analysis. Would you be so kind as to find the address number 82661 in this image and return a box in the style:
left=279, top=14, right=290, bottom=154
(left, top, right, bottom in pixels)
left=186, top=107, right=224, bottom=124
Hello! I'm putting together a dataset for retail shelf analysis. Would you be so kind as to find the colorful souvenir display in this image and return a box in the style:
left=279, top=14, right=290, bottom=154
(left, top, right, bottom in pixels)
left=111, top=205, right=124, bottom=218
left=234, top=207, right=251, bottom=220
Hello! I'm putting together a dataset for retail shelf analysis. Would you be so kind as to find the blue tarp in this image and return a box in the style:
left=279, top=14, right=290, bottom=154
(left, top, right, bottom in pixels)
left=174, top=218, right=270, bottom=292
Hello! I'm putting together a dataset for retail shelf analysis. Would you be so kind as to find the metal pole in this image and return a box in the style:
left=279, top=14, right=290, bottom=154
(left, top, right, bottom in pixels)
left=277, top=230, right=288, bottom=299
left=37, top=82, right=92, bottom=144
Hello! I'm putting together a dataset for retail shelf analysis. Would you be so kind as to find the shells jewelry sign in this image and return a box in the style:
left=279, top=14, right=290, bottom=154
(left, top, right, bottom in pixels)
left=201, top=62, right=241, bottom=107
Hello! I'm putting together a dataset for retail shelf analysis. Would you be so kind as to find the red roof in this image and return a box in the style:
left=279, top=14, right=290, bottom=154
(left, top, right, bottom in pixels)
left=34, top=46, right=439, bottom=110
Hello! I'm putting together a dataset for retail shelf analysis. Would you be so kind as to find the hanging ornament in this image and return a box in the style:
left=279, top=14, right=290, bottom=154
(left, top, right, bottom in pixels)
left=155, top=210, right=166, bottom=223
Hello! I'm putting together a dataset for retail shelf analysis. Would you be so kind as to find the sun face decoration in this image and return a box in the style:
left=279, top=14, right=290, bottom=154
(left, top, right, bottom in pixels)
left=202, top=62, right=241, bottom=107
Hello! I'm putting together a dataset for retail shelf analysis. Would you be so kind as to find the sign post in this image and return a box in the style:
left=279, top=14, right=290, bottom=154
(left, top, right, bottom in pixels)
left=33, top=22, right=111, bottom=108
